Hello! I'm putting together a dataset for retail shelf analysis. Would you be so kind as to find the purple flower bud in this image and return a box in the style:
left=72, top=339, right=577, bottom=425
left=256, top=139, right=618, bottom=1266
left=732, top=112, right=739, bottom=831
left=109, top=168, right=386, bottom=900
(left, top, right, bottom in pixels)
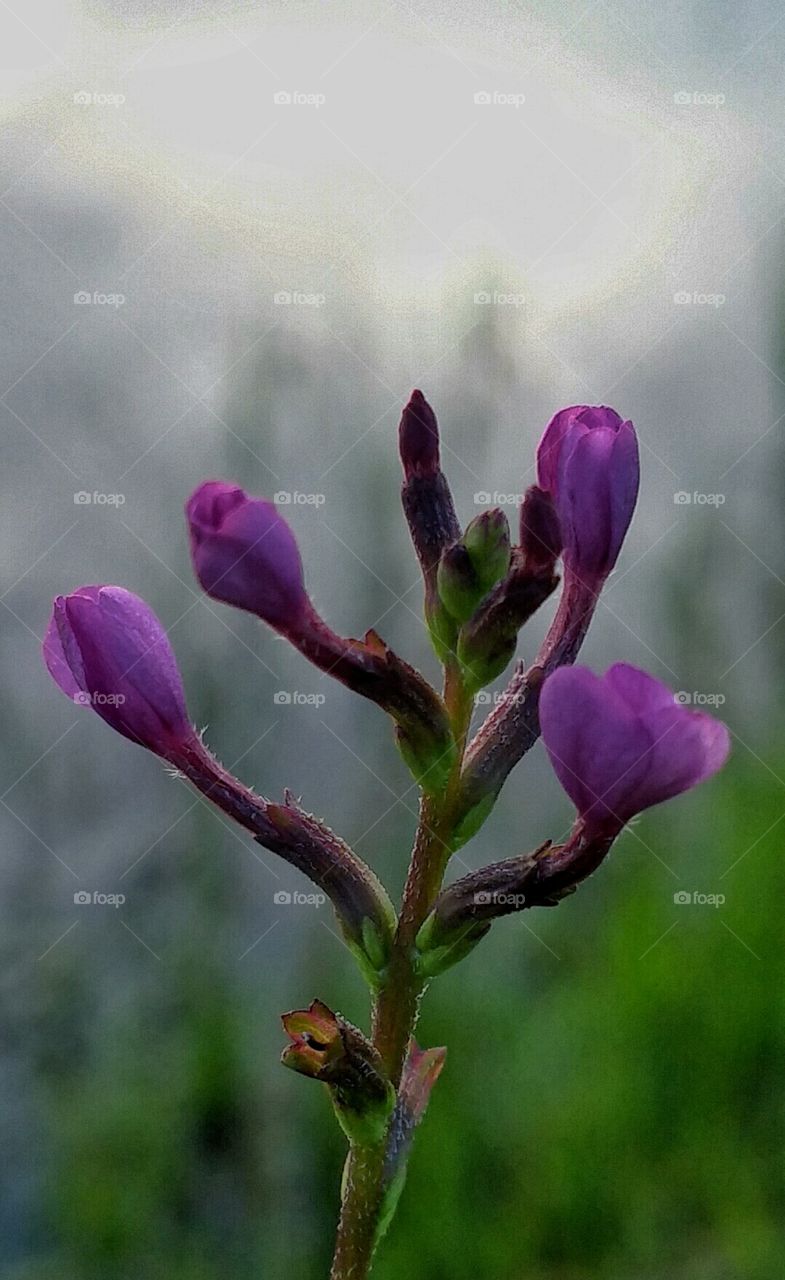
left=399, top=388, right=440, bottom=479
left=536, top=405, right=639, bottom=580
left=43, top=585, right=197, bottom=759
left=540, top=663, right=730, bottom=832
left=186, top=481, right=307, bottom=632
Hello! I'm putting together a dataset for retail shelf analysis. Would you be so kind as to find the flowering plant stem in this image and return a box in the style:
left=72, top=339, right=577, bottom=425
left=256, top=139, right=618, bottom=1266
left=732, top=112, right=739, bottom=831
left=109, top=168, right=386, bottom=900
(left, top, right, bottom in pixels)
left=329, top=666, right=474, bottom=1280
left=42, top=394, right=732, bottom=1277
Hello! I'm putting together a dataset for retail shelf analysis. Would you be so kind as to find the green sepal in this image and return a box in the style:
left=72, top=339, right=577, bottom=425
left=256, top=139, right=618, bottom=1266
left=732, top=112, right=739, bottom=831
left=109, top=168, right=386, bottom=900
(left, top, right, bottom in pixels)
left=362, top=916, right=389, bottom=970
left=449, top=791, right=498, bottom=850
left=414, top=916, right=491, bottom=977
left=375, top=1166, right=407, bottom=1246
left=331, top=1081, right=396, bottom=1147
left=395, top=724, right=457, bottom=796
left=345, top=938, right=385, bottom=991
left=343, top=917, right=393, bottom=991
left=426, top=594, right=458, bottom=664
left=456, top=629, right=517, bottom=694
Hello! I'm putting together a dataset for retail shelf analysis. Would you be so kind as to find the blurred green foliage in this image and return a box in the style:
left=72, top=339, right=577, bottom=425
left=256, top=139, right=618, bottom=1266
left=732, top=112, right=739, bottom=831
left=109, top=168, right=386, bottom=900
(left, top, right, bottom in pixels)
left=19, top=747, right=784, bottom=1280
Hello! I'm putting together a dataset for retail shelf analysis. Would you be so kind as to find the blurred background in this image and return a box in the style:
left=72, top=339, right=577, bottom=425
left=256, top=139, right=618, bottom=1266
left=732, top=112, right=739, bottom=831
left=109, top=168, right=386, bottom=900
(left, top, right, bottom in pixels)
left=2, top=1, right=785, bottom=1276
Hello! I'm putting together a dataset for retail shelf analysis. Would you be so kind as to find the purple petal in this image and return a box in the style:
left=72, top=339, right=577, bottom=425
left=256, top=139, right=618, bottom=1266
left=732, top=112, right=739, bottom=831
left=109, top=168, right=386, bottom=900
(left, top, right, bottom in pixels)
left=607, top=422, right=639, bottom=569
left=43, top=585, right=104, bottom=700
left=558, top=425, right=617, bottom=576
left=540, top=666, right=651, bottom=825
left=633, top=706, right=731, bottom=812
left=536, top=405, right=625, bottom=496
left=541, top=663, right=730, bottom=828
left=536, top=406, right=638, bottom=581
left=536, top=405, right=585, bottom=494
left=187, top=481, right=248, bottom=544
left=604, top=663, right=675, bottom=715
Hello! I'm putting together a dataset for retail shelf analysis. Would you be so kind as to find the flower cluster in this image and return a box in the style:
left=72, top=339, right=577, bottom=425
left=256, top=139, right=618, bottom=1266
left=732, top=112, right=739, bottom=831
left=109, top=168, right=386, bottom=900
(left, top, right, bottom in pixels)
left=43, top=389, right=729, bottom=1275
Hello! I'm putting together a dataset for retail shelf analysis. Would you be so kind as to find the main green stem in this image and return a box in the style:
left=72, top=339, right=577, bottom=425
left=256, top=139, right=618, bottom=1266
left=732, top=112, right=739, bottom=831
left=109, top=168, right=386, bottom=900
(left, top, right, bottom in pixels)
left=328, top=663, right=473, bottom=1280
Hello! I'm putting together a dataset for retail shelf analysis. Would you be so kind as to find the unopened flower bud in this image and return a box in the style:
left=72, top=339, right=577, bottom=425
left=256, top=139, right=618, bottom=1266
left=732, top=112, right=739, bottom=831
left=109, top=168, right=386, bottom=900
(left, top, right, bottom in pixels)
left=186, top=481, right=307, bottom=632
left=187, top=479, right=455, bottom=794
left=398, top=391, right=461, bottom=662
left=537, top=405, right=639, bottom=583
left=456, top=555, right=557, bottom=693
left=463, top=508, right=511, bottom=595
left=437, top=542, right=481, bottom=624
left=398, top=388, right=440, bottom=480
left=437, top=510, right=511, bottom=625
left=43, top=585, right=200, bottom=762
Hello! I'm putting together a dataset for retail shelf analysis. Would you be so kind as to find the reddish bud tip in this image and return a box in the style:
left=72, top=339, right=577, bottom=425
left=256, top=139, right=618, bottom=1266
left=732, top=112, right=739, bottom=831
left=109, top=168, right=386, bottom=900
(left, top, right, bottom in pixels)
left=399, top=389, right=440, bottom=479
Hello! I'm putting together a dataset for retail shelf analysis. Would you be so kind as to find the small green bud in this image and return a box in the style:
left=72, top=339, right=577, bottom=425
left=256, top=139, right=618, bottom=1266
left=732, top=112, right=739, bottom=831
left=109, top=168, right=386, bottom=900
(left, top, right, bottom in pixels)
left=463, top=508, right=511, bottom=595
left=437, top=543, right=481, bottom=623
left=437, top=511, right=512, bottom=626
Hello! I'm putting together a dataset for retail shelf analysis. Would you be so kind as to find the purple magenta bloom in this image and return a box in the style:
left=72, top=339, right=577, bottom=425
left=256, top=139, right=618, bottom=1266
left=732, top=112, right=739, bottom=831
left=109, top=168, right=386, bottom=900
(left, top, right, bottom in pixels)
left=186, top=481, right=307, bottom=632
left=43, top=585, right=196, bottom=759
left=540, top=663, right=730, bottom=831
left=536, top=405, right=639, bottom=580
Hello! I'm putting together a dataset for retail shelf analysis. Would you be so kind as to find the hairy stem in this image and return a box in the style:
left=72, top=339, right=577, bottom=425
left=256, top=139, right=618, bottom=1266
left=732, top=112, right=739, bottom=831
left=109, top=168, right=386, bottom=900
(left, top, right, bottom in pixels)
left=328, top=664, right=473, bottom=1280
